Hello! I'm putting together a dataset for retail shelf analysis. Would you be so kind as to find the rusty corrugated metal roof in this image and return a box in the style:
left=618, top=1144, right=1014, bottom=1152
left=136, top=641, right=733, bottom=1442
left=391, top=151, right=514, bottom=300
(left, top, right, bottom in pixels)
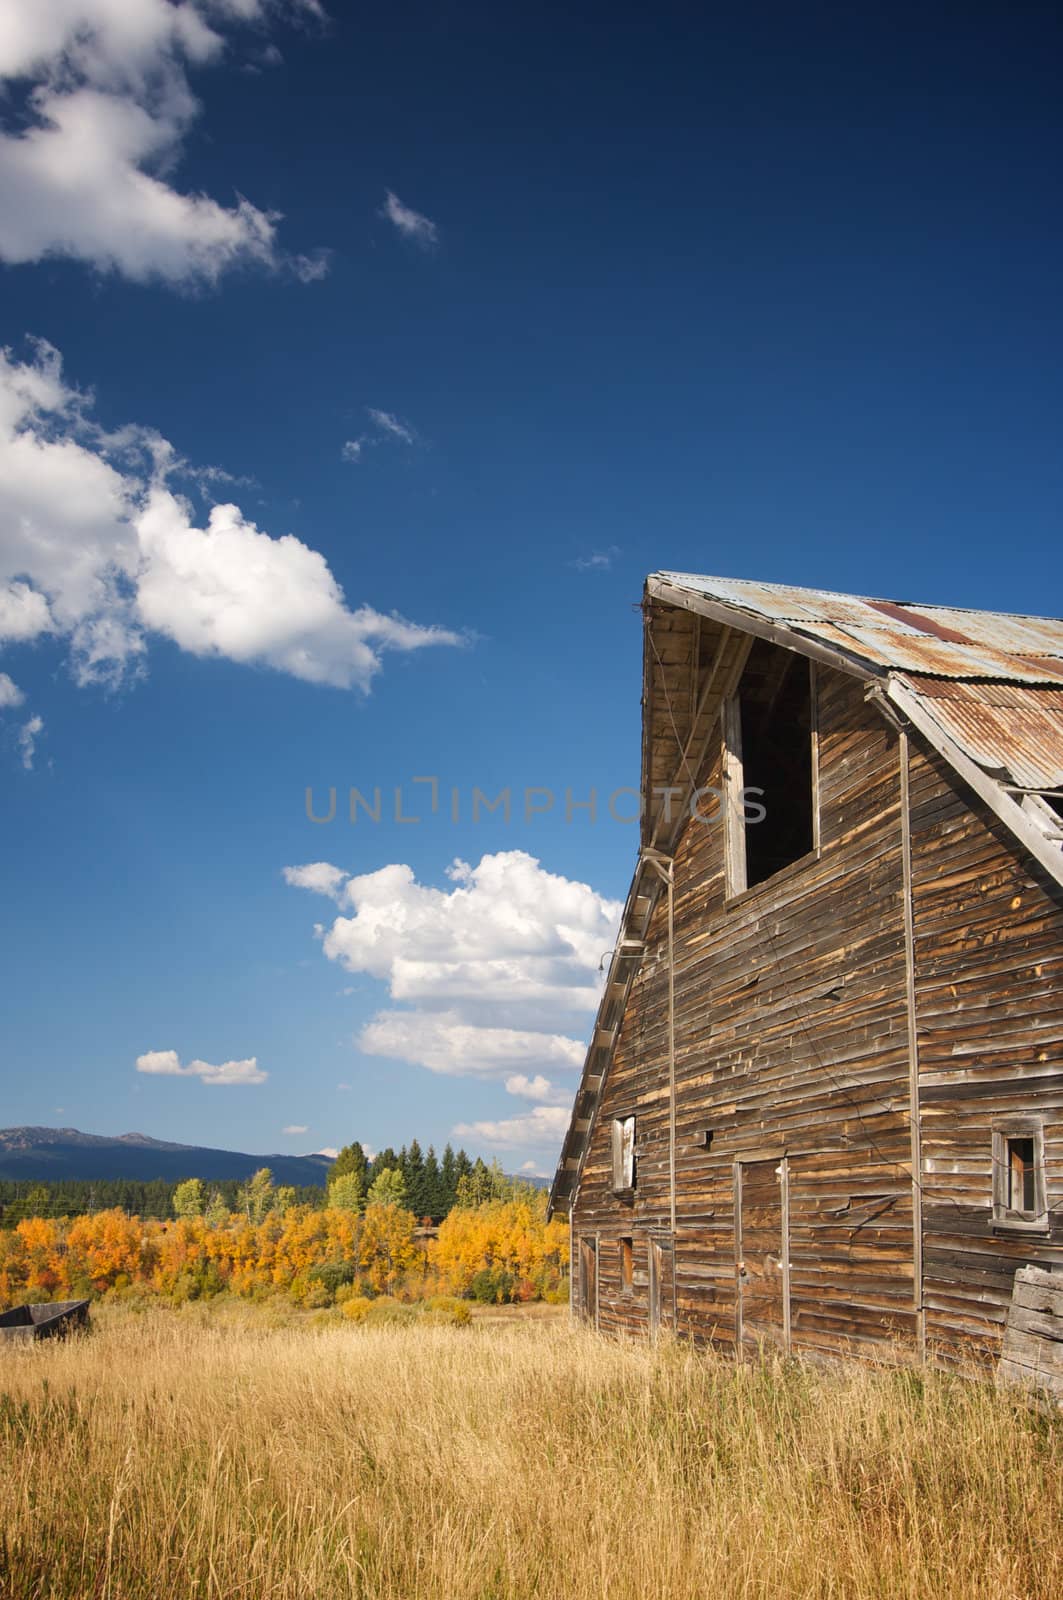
left=655, top=573, right=1063, bottom=793
left=656, top=574, right=1063, bottom=685
left=895, top=677, right=1063, bottom=790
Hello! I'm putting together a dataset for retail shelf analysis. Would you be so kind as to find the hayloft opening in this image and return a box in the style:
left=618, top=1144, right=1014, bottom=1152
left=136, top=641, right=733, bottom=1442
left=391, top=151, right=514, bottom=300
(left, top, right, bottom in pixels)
left=730, top=640, right=816, bottom=891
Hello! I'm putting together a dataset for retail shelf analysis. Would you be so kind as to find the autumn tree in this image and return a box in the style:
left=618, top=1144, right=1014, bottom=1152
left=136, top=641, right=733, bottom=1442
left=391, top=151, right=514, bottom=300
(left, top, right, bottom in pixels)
left=238, top=1168, right=275, bottom=1224
left=328, top=1172, right=365, bottom=1213
left=367, top=1167, right=407, bottom=1208
left=172, top=1179, right=205, bottom=1218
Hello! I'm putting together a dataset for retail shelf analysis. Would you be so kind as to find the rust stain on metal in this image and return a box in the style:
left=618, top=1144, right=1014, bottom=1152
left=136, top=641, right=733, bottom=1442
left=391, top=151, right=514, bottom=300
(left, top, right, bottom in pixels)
left=865, top=599, right=977, bottom=647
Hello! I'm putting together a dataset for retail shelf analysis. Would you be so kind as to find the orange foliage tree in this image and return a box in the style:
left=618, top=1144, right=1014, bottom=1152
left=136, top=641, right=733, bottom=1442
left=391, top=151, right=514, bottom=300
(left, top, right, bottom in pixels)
left=0, top=1193, right=568, bottom=1309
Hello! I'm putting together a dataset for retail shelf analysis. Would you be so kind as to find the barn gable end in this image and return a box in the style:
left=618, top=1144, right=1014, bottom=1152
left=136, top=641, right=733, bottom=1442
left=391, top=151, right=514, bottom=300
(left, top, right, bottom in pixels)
left=552, top=574, right=1063, bottom=1372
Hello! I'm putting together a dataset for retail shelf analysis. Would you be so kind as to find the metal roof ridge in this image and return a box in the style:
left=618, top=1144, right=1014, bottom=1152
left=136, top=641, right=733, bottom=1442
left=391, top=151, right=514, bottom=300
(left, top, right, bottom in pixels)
left=653, top=571, right=1063, bottom=628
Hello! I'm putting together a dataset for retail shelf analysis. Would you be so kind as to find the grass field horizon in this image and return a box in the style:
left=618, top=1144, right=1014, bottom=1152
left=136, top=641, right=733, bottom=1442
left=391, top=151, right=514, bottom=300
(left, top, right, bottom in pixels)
left=1, top=1303, right=1059, bottom=1600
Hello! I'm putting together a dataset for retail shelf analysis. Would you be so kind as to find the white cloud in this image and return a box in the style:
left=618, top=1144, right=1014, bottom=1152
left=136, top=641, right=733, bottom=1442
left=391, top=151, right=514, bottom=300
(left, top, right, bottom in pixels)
left=0, top=340, right=461, bottom=691
left=316, top=1146, right=339, bottom=1159
left=381, top=190, right=438, bottom=249
left=0, top=1, right=325, bottom=286
left=282, top=1123, right=308, bottom=1135
left=453, top=1105, right=571, bottom=1151
left=135, top=1048, right=267, bottom=1085
left=504, top=1072, right=568, bottom=1104
left=283, top=861, right=349, bottom=901
left=0, top=581, right=53, bottom=643
left=0, top=672, right=23, bottom=707
left=366, top=408, right=415, bottom=445
left=341, top=407, right=417, bottom=467
left=17, top=713, right=43, bottom=769
left=361, top=1012, right=585, bottom=1077
left=286, top=850, right=621, bottom=1107
left=571, top=546, right=620, bottom=573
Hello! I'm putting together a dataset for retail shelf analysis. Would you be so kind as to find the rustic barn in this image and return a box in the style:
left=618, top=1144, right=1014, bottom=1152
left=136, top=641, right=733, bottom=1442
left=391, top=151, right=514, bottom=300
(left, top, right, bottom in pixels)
left=550, top=574, right=1063, bottom=1391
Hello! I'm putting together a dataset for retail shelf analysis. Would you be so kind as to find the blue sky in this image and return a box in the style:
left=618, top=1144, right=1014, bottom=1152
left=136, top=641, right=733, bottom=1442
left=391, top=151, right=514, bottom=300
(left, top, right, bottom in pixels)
left=1, top=1, right=1061, bottom=1174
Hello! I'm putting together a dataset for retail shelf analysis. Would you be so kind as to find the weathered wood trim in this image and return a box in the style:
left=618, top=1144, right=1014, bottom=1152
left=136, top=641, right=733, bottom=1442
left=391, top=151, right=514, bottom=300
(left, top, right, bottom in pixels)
left=899, top=730, right=926, bottom=1360
left=810, top=662, right=822, bottom=854
left=722, top=691, right=746, bottom=898
left=733, top=1162, right=744, bottom=1350
left=780, top=1155, right=792, bottom=1355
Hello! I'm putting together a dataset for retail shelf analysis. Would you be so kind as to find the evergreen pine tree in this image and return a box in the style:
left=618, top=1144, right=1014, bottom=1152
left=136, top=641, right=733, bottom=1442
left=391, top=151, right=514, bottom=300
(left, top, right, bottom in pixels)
left=440, top=1143, right=457, bottom=1212
left=422, top=1145, right=443, bottom=1220
left=404, top=1139, right=426, bottom=1216
left=329, top=1141, right=369, bottom=1190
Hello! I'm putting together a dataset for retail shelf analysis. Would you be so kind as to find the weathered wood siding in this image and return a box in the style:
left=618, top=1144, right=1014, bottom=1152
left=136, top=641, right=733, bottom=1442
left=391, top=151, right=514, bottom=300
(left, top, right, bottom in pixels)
left=909, top=745, right=1063, bottom=1360
left=574, top=665, right=920, bottom=1355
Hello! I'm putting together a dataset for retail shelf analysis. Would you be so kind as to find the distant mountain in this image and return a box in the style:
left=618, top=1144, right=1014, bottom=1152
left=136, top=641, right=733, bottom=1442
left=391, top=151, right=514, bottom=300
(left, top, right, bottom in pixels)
left=0, top=1126, right=333, bottom=1186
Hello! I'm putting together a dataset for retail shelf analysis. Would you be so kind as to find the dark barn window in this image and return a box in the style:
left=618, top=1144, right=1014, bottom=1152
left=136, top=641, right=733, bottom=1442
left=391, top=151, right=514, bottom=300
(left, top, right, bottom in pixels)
left=726, top=640, right=816, bottom=894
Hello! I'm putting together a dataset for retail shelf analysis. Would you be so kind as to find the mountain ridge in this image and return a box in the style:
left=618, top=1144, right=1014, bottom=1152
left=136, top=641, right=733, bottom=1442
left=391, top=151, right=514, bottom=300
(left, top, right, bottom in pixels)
left=0, top=1126, right=334, bottom=1186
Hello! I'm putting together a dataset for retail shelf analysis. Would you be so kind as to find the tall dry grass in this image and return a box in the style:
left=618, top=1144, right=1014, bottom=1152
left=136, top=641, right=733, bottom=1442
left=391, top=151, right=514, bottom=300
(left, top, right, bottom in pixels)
left=0, top=1304, right=1058, bottom=1600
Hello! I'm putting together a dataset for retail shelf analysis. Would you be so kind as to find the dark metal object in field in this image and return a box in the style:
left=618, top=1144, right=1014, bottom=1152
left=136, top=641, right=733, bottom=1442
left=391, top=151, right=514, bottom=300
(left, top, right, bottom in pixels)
left=0, top=1300, right=90, bottom=1346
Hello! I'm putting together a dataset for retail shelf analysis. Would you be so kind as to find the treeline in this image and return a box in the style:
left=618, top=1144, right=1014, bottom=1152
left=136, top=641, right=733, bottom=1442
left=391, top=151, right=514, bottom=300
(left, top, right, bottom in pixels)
left=0, top=1175, right=570, bottom=1309
left=325, top=1141, right=537, bottom=1220
left=0, top=1140, right=512, bottom=1228
left=0, top=1178, right=327, bottom=1226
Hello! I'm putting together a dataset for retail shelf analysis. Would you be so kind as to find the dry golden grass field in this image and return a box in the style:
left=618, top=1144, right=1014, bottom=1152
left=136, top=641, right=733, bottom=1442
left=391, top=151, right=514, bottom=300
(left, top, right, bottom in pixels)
left=0, top=1303, right=1059, bottom=1600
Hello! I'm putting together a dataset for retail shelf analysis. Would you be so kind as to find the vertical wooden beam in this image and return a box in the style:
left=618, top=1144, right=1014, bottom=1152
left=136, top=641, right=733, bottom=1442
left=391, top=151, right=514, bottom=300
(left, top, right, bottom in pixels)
left=733, top=1160, right=744, bottom=1351
left=666, top=867, right=677, bottom=1240
left=809, top=661, right=821, bottom=854
left=779, top=1156, right=792, bottom=1356
left=899, top=732, right=926, bottom=1361
left=594, top=1233, right=600, bottom=1332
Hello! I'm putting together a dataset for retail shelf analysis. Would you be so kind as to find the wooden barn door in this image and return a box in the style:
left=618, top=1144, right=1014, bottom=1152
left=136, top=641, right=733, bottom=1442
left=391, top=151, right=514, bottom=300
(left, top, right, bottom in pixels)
left=578, top=1236, right=598, bottom=1327
left=735, top=1158, right=790, bottom=1353
left=648, top=1234, right=674, bottom=1339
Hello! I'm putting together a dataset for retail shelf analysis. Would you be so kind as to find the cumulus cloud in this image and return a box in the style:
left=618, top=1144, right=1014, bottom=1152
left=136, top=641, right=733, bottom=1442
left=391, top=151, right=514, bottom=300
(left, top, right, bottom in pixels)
left=504, top=1073, right=568, bottom=1103
left=0, top=0, right=325, bottom=286
left=360, top=1012, right=585, bottom=1077
left=135, top=1048, right=267, bottom=1085
left=381, top=190, right=438, bottom=249
left=17, top=712, right=43, bottom=769
left=453, top=1105, right=571, bottom=1151
left=282, top=1123, right=308, bottom=1135
left=316, top=1145, right=339, bottom=1158
left=0, top=672, right=23, bottom=707
left=284, top=851, right=622, bottom=1126
left=282, top=861, right=349, bottom=901
left=0, top=340, right=461, bottom=691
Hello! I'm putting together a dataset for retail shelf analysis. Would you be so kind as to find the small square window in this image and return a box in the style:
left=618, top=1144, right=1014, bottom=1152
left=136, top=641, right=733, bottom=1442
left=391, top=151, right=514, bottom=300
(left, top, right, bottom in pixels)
left=992, top=1123, right=1047, bottom=1231
left=619, top=1236, right=634, bottom=1295
left=611, top=1115, right=636, bottom=1194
